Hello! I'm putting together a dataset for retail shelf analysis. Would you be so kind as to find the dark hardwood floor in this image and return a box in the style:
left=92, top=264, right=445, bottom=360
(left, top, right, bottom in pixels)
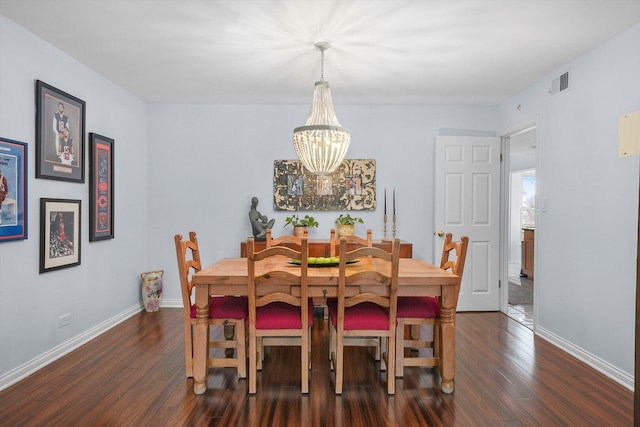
left=0, top=309, right=632, bottom=426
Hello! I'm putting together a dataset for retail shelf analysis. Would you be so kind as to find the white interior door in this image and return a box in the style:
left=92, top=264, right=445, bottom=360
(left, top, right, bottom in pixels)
left=434, top=136, right=501, bottom=311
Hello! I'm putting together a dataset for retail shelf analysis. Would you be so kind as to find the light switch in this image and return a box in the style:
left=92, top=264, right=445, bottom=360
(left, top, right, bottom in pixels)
left=540, top=198, right=548, bottom=212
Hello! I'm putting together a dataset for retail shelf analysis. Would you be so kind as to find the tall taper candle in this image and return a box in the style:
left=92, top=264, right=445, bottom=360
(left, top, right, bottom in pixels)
left=393, top=189, right=396, bottom=215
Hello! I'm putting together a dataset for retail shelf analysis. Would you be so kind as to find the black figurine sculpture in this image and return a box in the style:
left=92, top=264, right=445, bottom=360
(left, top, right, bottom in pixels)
left=249, top=196, right=274, bottom=240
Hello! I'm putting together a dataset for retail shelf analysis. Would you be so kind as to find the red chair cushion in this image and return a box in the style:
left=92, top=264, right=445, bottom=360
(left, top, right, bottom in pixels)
left=190, top=296, right=248, bottom=320
left=253, top=301, right=315, bottom=329
left=396, top=296, right=440, bottom=319
left=328, top=301, right=391, bottom=330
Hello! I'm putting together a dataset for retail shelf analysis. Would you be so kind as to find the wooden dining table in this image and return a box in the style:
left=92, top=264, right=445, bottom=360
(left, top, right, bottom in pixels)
left=191, top=256, right=460, bottom=395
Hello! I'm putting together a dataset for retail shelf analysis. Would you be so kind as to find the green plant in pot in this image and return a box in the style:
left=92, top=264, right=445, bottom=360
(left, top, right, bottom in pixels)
left=284, top=214, right=319, bottom=237
left=335, top=214, right=363, bottom=237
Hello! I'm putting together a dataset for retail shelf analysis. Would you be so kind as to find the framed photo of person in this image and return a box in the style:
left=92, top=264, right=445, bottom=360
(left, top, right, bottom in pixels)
left=0, top=137, right=28, bottom=242
left=40, top=198, right=81, bottom=273
left=35, top=80, right=86, bottom=183
left=89, top=133, right=114, bottom=241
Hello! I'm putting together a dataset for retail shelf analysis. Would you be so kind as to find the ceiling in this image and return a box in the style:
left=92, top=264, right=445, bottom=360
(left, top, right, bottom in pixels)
left=2, top=0, right=640, bottom=105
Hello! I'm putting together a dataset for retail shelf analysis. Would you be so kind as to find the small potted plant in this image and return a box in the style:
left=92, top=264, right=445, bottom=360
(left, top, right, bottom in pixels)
left=284, top=214, right=319, bottom=237
left=335, top=214, right=363, bottom=237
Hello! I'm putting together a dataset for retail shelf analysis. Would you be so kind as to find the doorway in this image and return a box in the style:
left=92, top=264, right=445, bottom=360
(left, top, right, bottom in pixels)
left=503, top=126, right=536, bottom=329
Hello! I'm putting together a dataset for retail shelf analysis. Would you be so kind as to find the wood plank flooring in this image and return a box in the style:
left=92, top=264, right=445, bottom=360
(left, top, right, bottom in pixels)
left=0, top=309, right=632, bottom=426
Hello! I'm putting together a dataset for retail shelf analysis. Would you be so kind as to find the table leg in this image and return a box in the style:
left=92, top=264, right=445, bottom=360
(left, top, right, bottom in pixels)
left=440, top=287, right=456, bottom=393
left=193, top=286, right=210, bottom=394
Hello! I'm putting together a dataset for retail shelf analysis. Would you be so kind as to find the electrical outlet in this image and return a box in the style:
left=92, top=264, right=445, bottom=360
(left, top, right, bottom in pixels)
left=58, top=314, right=71, bottom=328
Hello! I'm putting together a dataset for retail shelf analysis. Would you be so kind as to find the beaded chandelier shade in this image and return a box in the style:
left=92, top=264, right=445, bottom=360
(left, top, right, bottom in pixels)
left=293, top=42, right=350, bottom=175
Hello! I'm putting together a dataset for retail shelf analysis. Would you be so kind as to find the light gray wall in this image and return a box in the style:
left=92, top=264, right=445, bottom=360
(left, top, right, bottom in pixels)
left=498, top=22, right=640, bottom=376
left=147, top=104, right=497, bottom=305
left=1, top=12, right=638, bottom=390
left=0, top=15, right=149, bottom=376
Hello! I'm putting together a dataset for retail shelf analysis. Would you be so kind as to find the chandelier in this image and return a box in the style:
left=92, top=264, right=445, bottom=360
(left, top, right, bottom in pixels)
left=293, top=42, right=350, bottom=175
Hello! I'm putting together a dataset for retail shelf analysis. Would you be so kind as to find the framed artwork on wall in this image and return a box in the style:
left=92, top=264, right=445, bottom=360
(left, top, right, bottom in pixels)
left=40, top=198, right=81, bottom=273
left=35, top=80, right=86, bottom=183
left=273, top=159, right=376, bottom=211
left=0, top=137, right=28, bottom=242
left=89, top=133, right=114, bottom=241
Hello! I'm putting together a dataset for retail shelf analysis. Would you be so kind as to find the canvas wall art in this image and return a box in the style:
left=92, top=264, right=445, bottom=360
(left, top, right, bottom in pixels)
left=273, top=159, right=376, bottom=211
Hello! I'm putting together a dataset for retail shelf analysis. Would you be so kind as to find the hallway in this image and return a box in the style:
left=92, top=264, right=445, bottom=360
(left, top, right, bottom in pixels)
left=507, top=263, right=533, bottom=329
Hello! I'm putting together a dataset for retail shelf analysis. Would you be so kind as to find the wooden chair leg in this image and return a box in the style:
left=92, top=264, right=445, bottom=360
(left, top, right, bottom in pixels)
left=434, top=324, right=441, bottom=359
left=301, top=329, right=309, bottom=394
left=387, top=334, right=396, bottom=395
left=235, top=320, right=247, bottom=379
left=410, top=324, right=421, bottom=339
left=308, top=328, right=312, bottom=370
left=186, top=323, right=194, bottom=378
left=257, top=337, right=263, bottom=370
left=249, top=329, right=257, bottom=394
left=395, top=319, right=405, bottom=377
left=329, top=324, right=336, bottom=367
left=335, top=330, right=344, bottom=394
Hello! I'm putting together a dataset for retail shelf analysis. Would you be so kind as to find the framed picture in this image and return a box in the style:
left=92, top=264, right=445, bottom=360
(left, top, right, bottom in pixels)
left=40, top=198, right=81, bottom=273
left=89, top=133, right=114, bottom=241
left=35, top=80, right=86, bottom=183
left=0, top=137, right=28, bottom=242
left=273, top=159, right=376, bottom=211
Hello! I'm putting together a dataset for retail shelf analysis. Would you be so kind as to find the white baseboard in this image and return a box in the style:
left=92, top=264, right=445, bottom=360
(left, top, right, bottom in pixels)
left=536, top=325, right=634, bottom=391
left=0, top=304, right=143, bottom=392
left=160, top=298, right=183, bottom=308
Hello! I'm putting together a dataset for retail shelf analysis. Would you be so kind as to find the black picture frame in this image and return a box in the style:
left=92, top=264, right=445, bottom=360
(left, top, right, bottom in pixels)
left=35, top=80, right=86, bottom=183
left=89, top=133, right=114, bottom=241
left=40, top=198, right=81, bottom=273
left=0, top=137, right=28, bottom=242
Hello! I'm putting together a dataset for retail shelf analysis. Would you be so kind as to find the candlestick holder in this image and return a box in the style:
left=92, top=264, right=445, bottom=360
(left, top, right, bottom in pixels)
left=382, top=213, right=391, bottom=242
left=392, top=213, right=397, bottom=239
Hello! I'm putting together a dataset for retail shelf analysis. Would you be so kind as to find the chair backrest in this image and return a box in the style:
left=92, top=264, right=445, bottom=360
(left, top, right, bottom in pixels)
left=439, top=233, right=469, bottom=287
left=247, top=237, right=309, bottom=324
left=265, top=228, right=307, bottom=249
left=329, top=228, right=373, bottom=256
left=174, top=231, right=201, bottom=316
left=337, top=237, right=400, bottom=320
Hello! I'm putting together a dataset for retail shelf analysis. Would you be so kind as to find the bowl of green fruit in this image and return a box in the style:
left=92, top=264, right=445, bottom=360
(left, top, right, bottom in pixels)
left=289, top=257, right=358, bottom=267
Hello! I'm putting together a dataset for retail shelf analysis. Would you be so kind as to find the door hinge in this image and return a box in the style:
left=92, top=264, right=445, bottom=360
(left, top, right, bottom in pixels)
left=500, top=153, right=503, bottom=162
left=498, top=279, right=501, bottom=288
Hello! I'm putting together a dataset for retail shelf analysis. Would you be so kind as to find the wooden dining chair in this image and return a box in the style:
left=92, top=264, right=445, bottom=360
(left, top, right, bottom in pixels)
left=329, top=228, right=372, bottom=257
left=329, top=237, right=400, bottom=395
left=265, top=228, right=307, bottom=248
left=174, top=232, right=247, bottom=379
left=247, top=237, right=313, bottom=394
left=328, top=228, right=376, bottom=352
left=262, top=228, right=312, bottom=368
left=394, top=233, right=468, bottom=377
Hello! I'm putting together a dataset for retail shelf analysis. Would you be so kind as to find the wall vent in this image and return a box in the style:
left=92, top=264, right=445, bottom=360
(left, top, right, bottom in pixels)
left=549, top=70, right=570, bottom=96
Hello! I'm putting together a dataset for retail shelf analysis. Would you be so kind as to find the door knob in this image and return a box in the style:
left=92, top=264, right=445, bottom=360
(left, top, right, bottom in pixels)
left=437, top=231, right=445, bottom=237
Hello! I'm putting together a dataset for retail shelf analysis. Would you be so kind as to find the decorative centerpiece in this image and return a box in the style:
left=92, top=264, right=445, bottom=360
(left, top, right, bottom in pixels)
left=284, top=214, right=319, bottom=237
left=335, top=213, right=363, bottom=237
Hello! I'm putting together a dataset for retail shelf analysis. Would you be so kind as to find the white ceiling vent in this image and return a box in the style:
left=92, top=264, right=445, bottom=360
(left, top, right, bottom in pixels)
left=549, top=70, right=570, bottom=96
